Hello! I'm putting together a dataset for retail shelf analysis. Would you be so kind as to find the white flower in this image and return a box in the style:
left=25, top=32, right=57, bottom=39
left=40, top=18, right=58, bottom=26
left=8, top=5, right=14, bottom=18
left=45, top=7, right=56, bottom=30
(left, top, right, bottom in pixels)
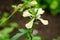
left=25, top=18, right=35, bottom=29
left=30, top=0, right=37, bottom=6
left=23, top=8, right=48, bottom=29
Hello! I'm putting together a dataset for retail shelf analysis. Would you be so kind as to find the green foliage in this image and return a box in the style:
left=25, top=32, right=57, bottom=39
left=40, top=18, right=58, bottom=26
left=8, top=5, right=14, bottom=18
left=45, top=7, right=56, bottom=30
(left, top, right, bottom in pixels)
left=32, top=36, right=41, bottom=40
left=11, top=29, right=27, bottom=40
left=36, top=0, right=60, bottom=15
left=11, top=28, right=42, bottom=40
left=0, top=34, right=10, bottom=40
left=50, top=0, right=58, bottom=9
left=0, top=27, right=14, bottom=40
left=0, top=12, right=9, bottom=26
left=53, top=37, right=60, bottom=40
left=9, top=22, right=18, bottom=28
left=0, top=22, right=18, bottom=40
left=11, top=33, right=25, bottom=40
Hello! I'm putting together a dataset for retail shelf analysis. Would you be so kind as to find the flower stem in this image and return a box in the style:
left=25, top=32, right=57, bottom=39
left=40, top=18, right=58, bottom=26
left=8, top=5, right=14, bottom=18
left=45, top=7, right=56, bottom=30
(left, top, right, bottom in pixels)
left=26, top=29, right=33, bottom=40
left=0, top=6, right=20, bottom=26
left=7, top=8, right=18, bottom=20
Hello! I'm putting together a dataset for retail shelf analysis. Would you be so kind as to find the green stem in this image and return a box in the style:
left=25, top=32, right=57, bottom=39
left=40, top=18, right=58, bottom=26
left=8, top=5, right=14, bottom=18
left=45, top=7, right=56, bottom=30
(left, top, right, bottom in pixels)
left=7, top=8, right=18, bottom=20
left=26, top=29, right=32, bottom=40
left=0, top=6, right=20, bottom=26
left=6, top=4, right=24, bottom=22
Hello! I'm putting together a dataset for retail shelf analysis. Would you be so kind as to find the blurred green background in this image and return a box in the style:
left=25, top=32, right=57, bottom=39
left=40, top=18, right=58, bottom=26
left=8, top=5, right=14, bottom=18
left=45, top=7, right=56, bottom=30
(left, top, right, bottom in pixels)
left=36, top=0, right=60, bottom=15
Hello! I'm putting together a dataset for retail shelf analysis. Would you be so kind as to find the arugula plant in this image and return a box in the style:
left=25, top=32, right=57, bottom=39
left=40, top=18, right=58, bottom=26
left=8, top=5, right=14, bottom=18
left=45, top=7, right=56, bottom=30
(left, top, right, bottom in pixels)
left=11, top=0, right=48, bottom=40
left=0, top=0, right=49, bottom=40
left=1, top=0, right=60, bottom=40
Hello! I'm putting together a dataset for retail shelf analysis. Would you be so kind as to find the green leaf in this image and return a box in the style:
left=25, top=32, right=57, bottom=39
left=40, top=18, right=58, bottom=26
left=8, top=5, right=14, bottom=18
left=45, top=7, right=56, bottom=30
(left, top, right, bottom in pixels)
left=19, top=29, right=26, bottom=33
left=9, top=22, right=18, bottom=28
left=3, top=12, right=9, bottom=17
left=0, top=12, right=9, bottom=26
left=0, top=17, right=8, bottom=26
left=11, top=32, right=25, bottom=40
left=2, top=27, right=14, bottom=34
left=50, top=1, right=58, bottom=9
left=32, top=36, right=41, bottom=40
left=11, top=29, right=27, bottom=40
left=0, top=33, right=10, bottom=40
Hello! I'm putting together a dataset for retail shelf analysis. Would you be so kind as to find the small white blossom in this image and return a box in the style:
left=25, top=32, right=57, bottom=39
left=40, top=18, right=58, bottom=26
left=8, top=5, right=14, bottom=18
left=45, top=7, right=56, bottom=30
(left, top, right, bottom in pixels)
left=23, top=8, right=48, bottom=29
left=30, top=0, right=37, bottom=6
left=25, top=18, right=35, bottom=29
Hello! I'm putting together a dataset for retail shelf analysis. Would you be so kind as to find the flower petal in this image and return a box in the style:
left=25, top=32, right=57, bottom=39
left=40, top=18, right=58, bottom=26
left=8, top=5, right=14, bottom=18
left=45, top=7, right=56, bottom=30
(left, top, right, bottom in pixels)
left=37, top=8, right=44, bottom=16
left=25, top=18, right=35, bottom=29
left=23, top=10, right=32, bottom=17
left=36, top=15, right=41, bottom=19
left=34, top=8, right=38, bottom=12
left=39, top=18, right=48, bottom=25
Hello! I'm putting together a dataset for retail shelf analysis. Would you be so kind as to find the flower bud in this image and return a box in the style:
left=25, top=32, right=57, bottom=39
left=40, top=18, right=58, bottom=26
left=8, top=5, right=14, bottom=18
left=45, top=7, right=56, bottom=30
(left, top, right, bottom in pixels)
left=23, top=10, right=32, bottom=17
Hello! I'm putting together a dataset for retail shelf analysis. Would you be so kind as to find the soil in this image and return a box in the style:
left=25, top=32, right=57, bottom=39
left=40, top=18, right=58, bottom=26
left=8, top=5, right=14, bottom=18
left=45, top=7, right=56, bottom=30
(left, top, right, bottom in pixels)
left=0, top=0, right=60, bottom=40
